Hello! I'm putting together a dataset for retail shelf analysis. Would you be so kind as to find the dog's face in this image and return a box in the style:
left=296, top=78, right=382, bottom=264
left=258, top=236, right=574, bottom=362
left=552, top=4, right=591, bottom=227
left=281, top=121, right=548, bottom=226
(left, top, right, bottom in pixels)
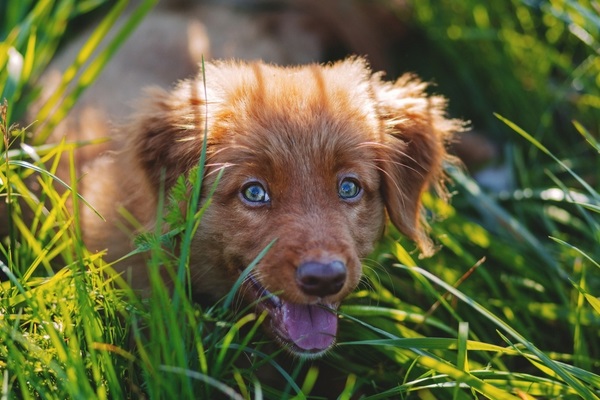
left=128, top=58, right=460, bottom=357
left=191, top=64, right=387, bottom=356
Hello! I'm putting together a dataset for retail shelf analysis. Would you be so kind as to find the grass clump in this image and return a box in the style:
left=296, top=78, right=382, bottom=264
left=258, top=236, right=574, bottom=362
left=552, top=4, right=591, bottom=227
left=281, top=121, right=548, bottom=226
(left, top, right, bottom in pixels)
left=2, top=0, right=600, bottom=398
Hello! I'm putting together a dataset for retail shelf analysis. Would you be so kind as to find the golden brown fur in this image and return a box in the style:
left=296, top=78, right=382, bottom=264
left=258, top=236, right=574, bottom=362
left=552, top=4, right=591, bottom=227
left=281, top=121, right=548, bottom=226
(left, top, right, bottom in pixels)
left=74, top=57, right=461, bottom=356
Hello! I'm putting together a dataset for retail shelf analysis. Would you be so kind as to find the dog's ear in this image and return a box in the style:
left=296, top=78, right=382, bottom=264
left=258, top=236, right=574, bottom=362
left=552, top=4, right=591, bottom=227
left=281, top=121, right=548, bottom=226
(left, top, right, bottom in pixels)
left=373, top=74, right=463, bottom=256
left=125, top=82, right=208, bottom=190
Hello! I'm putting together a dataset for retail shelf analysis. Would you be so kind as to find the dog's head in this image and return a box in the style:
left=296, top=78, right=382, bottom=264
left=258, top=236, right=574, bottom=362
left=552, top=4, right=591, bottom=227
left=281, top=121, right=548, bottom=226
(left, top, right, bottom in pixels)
left=126, top=58, right=461, bottom=357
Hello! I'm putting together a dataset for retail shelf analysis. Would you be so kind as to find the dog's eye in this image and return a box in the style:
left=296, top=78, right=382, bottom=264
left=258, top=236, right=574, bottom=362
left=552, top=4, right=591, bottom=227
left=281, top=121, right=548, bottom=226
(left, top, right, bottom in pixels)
left=241, top=183, right=270, bottom=204
left=338, top=178, right=361, bottom=200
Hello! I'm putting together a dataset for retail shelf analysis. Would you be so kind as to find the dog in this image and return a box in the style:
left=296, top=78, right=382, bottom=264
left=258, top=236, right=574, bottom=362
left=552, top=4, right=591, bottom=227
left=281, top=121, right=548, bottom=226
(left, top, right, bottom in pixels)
left=1, top=2, right=462, bottom=358
left=69, top=57, right=462, bottom=357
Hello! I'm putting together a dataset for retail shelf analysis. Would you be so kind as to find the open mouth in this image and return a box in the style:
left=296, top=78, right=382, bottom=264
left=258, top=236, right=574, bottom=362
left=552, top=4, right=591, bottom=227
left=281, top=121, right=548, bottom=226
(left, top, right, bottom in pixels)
left=246, top=274, right=338, bottom=357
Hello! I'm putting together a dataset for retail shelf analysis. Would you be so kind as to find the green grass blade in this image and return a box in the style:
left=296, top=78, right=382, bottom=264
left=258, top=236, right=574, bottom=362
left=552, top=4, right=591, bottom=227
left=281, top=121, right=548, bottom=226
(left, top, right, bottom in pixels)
left=34, top=0, right=157, bottom=144
left=573, top=120, right=600, bottom=153
left=550, top=237, right=600, bottom=271
left=158, top=366, right=245, bottom=400
left=416, top=355, right=521, bottom=400
left=221, top=240, right=276, bottom=311
left=496, top=113, right=599, bottom=200
left=399, top=265, right=600, bottom=399
left=7, top=159, right=102, bottom=219
left=448, top=166, right=570, bottom=283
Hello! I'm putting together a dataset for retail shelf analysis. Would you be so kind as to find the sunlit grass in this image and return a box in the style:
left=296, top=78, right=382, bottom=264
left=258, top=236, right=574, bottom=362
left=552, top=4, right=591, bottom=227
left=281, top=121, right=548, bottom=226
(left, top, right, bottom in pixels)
left=1, top=0, right=600, bottom=398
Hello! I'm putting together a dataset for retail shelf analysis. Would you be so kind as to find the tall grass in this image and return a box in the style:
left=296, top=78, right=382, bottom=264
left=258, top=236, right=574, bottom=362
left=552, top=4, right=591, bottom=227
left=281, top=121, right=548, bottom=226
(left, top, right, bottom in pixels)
left=1, top=0, right=599, bottom=398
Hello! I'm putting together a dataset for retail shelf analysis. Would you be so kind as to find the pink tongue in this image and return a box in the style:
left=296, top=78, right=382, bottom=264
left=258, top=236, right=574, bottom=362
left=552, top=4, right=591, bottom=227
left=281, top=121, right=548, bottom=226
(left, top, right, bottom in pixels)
left=282, top=303, right=337, bottom=351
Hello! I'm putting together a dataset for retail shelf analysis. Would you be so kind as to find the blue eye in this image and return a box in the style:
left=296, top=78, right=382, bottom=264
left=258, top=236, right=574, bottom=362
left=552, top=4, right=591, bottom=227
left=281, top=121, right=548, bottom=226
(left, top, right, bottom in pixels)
left=338, top=178, right=361, bottom=200
left=241, top=182, right=270, bottom=204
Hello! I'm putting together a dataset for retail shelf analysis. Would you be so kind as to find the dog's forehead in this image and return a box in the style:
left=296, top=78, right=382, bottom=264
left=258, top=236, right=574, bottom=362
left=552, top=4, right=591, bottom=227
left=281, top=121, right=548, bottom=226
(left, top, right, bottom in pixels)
left=205, top=59, right=379, bottom=127
left=206, top=58, right=372, bottom=96
left=207, top=60, right=382, bottom=145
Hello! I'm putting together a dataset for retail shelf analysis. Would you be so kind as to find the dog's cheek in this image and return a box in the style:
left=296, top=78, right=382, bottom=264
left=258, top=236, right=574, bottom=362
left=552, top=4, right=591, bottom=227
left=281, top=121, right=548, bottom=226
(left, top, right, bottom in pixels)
left=344, top=196, right=386, bottom=291
left=185, top=205, right=245, bottom=298
left=352, top=193, right=387, bottom=256
left=189, top=199, right=274, bottom=295
left=188, top=235, right=236, bottom=299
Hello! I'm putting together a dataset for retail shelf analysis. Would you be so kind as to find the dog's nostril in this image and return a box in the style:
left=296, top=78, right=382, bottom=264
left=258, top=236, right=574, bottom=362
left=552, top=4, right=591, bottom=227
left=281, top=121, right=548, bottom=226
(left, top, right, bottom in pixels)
left=296, top=261, right=347, bottom=297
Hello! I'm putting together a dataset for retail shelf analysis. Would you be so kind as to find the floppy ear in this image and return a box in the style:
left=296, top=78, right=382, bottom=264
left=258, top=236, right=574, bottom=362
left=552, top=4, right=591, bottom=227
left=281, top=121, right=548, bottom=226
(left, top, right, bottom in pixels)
left=373, top=74, right=463, bottom=256
left=124, top=81, right=209, bottom=190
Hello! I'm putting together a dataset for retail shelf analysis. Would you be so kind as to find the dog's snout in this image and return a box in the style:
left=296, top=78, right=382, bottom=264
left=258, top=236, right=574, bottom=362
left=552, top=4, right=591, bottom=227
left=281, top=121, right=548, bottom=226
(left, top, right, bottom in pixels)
left=296, top=260, right=347, bottom=297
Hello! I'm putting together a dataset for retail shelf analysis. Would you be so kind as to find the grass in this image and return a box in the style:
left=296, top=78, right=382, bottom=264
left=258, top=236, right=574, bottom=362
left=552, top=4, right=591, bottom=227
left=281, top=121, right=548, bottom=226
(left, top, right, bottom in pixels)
left=1, top=0, right=599, bottom=398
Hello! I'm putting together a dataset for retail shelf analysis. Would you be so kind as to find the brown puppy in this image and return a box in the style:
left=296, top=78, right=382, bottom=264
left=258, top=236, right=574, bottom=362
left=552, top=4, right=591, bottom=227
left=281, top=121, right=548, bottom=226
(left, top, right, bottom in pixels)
left=75, top=57, right=461, bottom=357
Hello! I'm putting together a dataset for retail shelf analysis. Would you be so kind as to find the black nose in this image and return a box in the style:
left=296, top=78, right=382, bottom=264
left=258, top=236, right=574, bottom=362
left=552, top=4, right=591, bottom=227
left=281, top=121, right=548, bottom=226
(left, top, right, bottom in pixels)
left=296, top=260, right=347, bottom=297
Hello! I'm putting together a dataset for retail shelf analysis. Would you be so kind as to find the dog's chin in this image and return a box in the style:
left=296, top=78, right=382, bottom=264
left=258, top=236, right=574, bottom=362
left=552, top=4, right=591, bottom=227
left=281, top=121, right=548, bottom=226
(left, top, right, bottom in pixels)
left=246, top=274, right=338, bottom=359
